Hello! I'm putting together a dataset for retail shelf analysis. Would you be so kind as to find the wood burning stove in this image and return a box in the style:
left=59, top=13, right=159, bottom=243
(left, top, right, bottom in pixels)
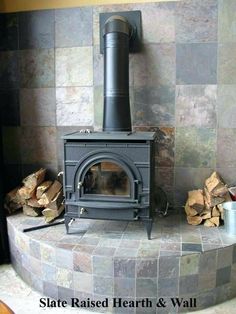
left=62, top=11, right=156, bottom=239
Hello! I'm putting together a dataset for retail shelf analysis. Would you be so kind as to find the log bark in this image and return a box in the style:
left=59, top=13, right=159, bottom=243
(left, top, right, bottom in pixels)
left=36, top=180, right=53, bottom=199
left=38, top=180, right=62, bottom=206
left=22, top=168, right=46, bottom=189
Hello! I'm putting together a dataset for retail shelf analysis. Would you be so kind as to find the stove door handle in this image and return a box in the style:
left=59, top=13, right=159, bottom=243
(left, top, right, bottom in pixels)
left=77, top=181, right=83, bottom=189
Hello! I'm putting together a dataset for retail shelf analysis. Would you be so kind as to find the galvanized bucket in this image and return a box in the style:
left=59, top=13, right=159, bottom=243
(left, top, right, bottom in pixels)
left=222, top=201, right=236, bottom=236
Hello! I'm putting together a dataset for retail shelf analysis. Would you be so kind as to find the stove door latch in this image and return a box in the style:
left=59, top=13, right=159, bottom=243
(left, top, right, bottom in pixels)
left=80, top=207, right=87, bottom=215
left=77, top=181, right=83, bottom=189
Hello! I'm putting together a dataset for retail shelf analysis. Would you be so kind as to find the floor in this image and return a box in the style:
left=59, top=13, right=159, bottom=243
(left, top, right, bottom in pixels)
left=0, top=264, right=236, bottom=314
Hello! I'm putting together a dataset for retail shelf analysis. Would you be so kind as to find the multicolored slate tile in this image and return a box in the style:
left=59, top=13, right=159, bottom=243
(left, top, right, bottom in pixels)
left=176, top=0, right=217, bottom=43
left=218, top=0, right=236, bottom=43
left=176, top=85, right=217, bottom=127
left=218, top=43, right=236, bottom=84
left=55, top=7, right=92, bottom=47
left=19, top=10, right=54, bottom=49
left=176, top=43, right=217, bottom=84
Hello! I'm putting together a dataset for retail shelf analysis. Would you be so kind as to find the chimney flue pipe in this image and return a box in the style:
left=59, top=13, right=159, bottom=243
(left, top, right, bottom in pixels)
left=103, top=15, right=132, bottom=132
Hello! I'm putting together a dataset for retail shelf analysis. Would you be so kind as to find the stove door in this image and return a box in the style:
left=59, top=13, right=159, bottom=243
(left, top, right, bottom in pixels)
left=83, top=161, right=131, bottom=197
left=75, top=154, right=140, bottom=203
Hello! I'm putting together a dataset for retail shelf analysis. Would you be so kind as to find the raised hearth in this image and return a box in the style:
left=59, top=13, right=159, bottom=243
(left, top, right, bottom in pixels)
left=7, top=210, right=236, bottom=313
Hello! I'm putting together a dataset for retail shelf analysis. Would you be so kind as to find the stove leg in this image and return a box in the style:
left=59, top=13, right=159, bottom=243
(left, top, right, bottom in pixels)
left=143, top=219, right=153, bottom=240
left=64, top=216, right=71, bottom=234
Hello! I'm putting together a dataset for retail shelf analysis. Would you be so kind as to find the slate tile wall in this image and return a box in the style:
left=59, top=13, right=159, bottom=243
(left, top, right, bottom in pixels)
left=0, top=0, right=236, bottom=206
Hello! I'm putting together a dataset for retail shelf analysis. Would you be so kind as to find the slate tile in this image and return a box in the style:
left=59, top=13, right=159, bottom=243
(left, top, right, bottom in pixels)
left=158, top=277, right=178, bottom=297
left=179, top=274, right=198, bottom=294
left=114, top=248, right=138, bottom=258
left=136, top=278, right=157, bottom=298
left=93, top=246, right=116, bottom=257
left=114, top=258, right=135, bottom=278
left=114, top=278, right=135, bottom=297
left=176, top=43, right=217, bottom=84
left=42, top=262, right=57, bottom=284
left=217, top=85, right=236, bottom=128
left=199, top=250, right=217, bottom=274
left=56, top=267, right=73, bottom=289
left=73, top=251, right=92, bottom=273
left=21, top=162, right=58, bottom=180
left=56, top=248, right=73, bottom=270
left=56, top=87, right=93, bottom=126
left=93, top=255, right=113, bottom=277
left=217, top=246, right=233, bottom=269
left=93, top=276, right=113, bottom=296
left=159, top=256, right=179, bottom=278
left=2, top=127, right=21, bottom=163
left=182, top=243, right=202, bottom=253
left=155, top=127, right=175, bottom=167
left=219, top=0, right=236, bottom=43
left=93, top=45, right=103, bottom=86
left=198, top=273, right=216, bottom=291
left=19, top=49, right=54, bottom=88
left=155, top=167, right=174, bottom=205
left=58, top=286, right=74, bottom=306
left=0, top=51, right=19, bottom=89
left=216, top=266, right=231, bottom=286
left=217, top=128, right=236, bottom=168
left=218, top=43, right=236, bottom=84
left=175, top=127, right=216, bottom=168
left=56, top=47, right=93, bottom=87
left=0, top=13, right=18, bottom=51
left=0, top=90, right=20, bottom=126
left=176, top=85, right=217, bottom=127
left=20, top=88, right=55, bottom=126
left=40, top=244, right=56, bottom=264
left=74, top=272, right=93, bottom=293
left=20, top=126, right=57, bottom=163
left=133, top=86, right=175, bottom=126
left=180, top=253, right=199, bottom=276
left=43, top=281, right=58, bottom=299
left=133, top=44, right=175, bottom=87
left=55, top=7, right=92, bottom=47
left=176, top=0, right=217, bottom=43
left=136, top=259, right=157, bottom=278
left=19, top=10, right=54, bottom=49
left=132, top=2, right=175, bottom=43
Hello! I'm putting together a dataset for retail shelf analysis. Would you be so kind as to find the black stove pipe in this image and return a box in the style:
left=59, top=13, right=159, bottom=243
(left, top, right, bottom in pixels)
left=103, top=15, right=132, bottom=132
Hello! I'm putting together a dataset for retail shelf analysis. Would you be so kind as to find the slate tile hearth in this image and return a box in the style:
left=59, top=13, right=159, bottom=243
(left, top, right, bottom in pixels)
left=7, top=210, right=236, bottom=312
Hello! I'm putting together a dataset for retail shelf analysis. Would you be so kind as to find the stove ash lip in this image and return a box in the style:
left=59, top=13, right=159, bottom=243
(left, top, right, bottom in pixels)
left=102, top=15, right=132, bottom=133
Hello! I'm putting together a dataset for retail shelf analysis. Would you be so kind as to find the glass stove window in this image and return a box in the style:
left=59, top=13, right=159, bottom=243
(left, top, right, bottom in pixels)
left=83, top=162, right=131, bottom=196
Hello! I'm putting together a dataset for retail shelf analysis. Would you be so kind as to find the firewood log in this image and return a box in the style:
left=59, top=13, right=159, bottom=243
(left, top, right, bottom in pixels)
left=22, top=168, right=46, bottom=189
left=23, top=204, right=42, bottom=217
left=188, top=190, right=204, bottom=213
left=209, top=216, right=220, bottom=227
left=187, top=215, right=202, bottom=225
left=38, top=180, right=62, bottom=206
left=17, top=186, right=35, bottom=200
left=201, top=212, right=211, bottom=219
left=205, top=172, right=225, bottom=194
left=204, top=219, right=215, bottom=227
left=46, top=189, right=64, bottom=210
left=204, top=187, right=224, bottom=207
left=42, top=204, right=64, bottom=223
left=185, top=201, right=198, bottom=217
left=26, top=196, right=43, bottom=208
left=212, top=206, right=220, bottom=217
left=36, top=180, right=53, bottom=199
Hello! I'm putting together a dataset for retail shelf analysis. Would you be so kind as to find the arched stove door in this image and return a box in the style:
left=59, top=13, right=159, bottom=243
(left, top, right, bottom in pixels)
left=76, top=154, right=140, bottom=204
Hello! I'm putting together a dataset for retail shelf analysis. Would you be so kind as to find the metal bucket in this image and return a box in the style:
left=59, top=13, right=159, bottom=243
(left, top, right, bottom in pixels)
left=222, top=201, right=236, bottom=235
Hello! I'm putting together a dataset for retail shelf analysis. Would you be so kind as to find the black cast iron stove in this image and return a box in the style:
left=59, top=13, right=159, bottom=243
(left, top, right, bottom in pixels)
left=62, top=11, right=156, bottom=239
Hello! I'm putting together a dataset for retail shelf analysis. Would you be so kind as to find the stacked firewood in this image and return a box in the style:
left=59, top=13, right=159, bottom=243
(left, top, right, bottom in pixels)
left=4, top=168, right=64, bottom=223
left=185, top=172, right=231, bottom=227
